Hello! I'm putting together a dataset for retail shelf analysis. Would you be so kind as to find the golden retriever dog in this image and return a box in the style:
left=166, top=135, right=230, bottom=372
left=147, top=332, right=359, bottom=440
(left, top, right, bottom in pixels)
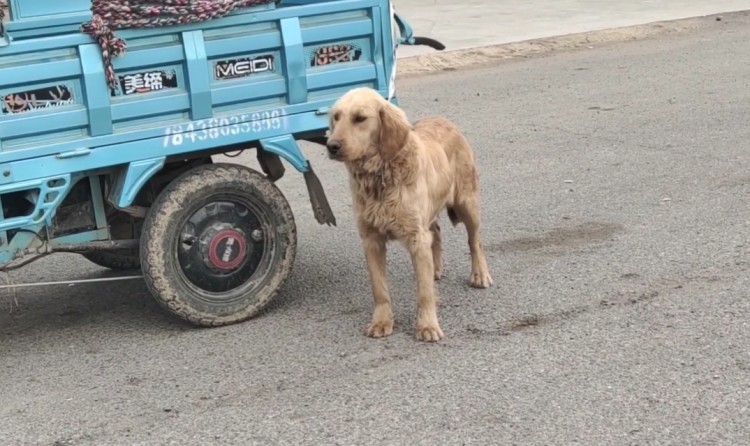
left=325, top=87, right=493, bottom=342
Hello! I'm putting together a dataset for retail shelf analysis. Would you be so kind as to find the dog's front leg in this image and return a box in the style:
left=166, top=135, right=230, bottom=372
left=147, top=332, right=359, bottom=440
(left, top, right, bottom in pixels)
left=406, top=229, right=444, bottom=342
left=361, top=233, right=394, bottom=338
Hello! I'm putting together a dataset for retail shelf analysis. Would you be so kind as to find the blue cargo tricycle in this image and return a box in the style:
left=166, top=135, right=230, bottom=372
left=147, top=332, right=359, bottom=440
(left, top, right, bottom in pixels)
left=0, top=0, right=442, bottom=325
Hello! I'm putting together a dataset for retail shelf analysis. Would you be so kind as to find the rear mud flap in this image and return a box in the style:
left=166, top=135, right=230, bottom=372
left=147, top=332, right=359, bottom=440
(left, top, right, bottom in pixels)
left=303, top=165, right=336, bottom=227
left=258, top=136, right=335, bottom=226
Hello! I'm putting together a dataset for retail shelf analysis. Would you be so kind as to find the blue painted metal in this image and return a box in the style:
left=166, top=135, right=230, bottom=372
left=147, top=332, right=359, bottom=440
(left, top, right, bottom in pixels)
left=280, top=17, right=308, bottom=105
left=89, top=175, right=108, bottom=230
left=0, top=174, right=71, bottom=230
left=0, top=224, right=44, bottom=264
left=260, top=135, right=310, bottom=173
left=49, top=229, right=111, bottom=247
left=80, top=44, right=114, bottom=137
left=0, top=194, right=6, bottom=246
left=5, top=0, right=274, bottom=37
left=0, top=0, right=428, bottom=266
left=393, top=12, right=416, bottom=46
left=183, top=30, right=213, bottom=121
left=9, top=0, right=90, bottom=21
left=108, top=158, right=167, bottom=208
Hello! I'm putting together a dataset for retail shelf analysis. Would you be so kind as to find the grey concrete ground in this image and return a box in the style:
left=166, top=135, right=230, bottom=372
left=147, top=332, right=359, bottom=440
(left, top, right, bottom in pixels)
left=2, top=12, right=750, bottom=446
left=396, top=0, right=750, bottom=57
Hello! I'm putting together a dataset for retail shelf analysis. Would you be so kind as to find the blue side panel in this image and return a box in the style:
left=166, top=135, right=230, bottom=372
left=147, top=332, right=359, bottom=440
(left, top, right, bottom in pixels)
left=5, top=0, right=275, bottom=38
left=371, top=7, right=387, bottom=93
left=280, top=17, right=308, bottom=105
left=0, top=0, right=391, bottom=155
left=379, top=1, right=398, bottom=99
left=4, top=108, right=331, bottom=182
left=9, top=0, right=90, bottom=22
left=183, top=31, right=212, bottom=120
left=0, top=0, right=399, bottom=236
left=80, top=43, right=113, bottom=136
left=0, top=97, right=344, bottom=165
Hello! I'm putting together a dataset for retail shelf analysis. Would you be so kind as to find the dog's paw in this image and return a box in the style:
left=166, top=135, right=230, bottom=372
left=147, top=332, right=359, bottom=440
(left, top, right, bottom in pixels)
left=434, top=268, right=442, bottom=281
left=469, top=270, right=493, bottom=289
left=416, top=323, right=444, bottom=342
left=364, top=320, right=394, bottom=338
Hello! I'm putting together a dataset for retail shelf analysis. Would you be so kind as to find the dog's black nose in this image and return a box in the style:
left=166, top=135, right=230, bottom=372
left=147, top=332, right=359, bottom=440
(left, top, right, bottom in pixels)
left=326, top=140, right=342, bottom=156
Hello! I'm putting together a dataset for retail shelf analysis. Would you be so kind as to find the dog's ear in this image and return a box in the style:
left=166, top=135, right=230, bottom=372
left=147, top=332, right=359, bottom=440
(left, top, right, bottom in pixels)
left=378, top=101, right=410, bottom=160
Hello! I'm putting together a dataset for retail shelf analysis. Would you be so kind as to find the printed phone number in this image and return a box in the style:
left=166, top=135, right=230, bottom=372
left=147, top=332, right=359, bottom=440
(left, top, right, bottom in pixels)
left=162, top=110, right=283, bottom=147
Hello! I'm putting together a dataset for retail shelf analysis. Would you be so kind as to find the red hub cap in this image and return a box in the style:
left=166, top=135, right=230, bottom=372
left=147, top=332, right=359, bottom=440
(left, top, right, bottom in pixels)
left=207, top=229, right=248, bottom=270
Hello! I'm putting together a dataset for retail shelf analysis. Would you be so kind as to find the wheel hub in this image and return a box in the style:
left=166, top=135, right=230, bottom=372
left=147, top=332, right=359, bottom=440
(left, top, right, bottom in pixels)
left=206, top=228, right=248, bottom=271
left=177, top=200, right=266, bottom=293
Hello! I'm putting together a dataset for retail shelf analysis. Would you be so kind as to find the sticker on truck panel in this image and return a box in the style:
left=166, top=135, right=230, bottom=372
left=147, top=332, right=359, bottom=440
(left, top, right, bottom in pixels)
left=310, top=44, right=361, bottom=66
left=214, top=55, right=275, bottom=80
left=1, top=85, right=74, bottom=114
left=117, top=69, right=178, bottom=96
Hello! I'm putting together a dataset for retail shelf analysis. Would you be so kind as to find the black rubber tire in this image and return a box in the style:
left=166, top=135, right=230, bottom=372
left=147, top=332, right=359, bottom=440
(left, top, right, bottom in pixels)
left=82, top=250, right=140, bottom=270
left=82, top=208, right=142, bottom=270
left=139, top=163, right=297, bottom=327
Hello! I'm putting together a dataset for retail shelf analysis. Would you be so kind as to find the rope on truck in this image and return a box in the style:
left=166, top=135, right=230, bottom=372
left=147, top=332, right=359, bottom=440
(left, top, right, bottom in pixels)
left=0, top=275, right=144, bottom=291
left=80, top=0, right=279, bottom=90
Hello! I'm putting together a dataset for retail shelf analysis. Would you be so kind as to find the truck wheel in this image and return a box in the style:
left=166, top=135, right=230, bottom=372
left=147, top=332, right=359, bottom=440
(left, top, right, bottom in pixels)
left=82, top=210, right=142, bottom=270
left=83, top=250, right=140, bottom=270
left=140, top=163, right=297, bottom=326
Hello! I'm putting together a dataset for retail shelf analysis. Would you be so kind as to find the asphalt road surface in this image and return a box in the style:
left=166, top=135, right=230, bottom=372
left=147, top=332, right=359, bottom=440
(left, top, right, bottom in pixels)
left=2, top=14, right=750, bottom=446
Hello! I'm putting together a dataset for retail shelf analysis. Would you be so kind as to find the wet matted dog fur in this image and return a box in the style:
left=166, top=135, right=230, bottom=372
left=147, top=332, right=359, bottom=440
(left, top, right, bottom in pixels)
left=326, top=87, right=493, bottom=342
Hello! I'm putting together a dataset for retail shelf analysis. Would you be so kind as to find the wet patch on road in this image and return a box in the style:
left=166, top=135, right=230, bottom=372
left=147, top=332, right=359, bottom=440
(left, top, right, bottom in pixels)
left=465, top=286, right=671, bottom=338
left=488, top=221, right=624, bottom=255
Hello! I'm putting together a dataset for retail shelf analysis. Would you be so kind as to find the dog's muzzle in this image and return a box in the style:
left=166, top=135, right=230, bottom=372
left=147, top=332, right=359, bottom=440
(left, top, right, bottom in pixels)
left=326, top=140, right=342, bottom=159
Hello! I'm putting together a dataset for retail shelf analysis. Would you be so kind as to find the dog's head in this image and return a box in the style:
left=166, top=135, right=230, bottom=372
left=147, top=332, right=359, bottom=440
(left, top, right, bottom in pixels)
left=326, top=87, right=410, bottom=163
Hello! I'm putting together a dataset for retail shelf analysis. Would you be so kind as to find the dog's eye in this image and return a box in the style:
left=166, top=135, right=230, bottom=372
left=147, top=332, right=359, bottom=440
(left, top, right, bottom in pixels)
left=333, top=112, right=341, bottom=122
left=354, top=115, right=367, bottom=123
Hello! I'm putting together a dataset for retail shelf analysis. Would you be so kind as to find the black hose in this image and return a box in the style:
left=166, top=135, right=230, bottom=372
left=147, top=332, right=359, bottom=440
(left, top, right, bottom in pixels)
left=412, top=37, right=446, bottom=51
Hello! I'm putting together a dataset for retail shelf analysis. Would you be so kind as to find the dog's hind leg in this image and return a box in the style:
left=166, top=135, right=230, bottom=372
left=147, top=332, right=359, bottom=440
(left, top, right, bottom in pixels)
left=430, top=221, right=443, bottom=281
left=361, top=233, right=394, bottom=338
left=452, top=195, right=493, bottom=289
